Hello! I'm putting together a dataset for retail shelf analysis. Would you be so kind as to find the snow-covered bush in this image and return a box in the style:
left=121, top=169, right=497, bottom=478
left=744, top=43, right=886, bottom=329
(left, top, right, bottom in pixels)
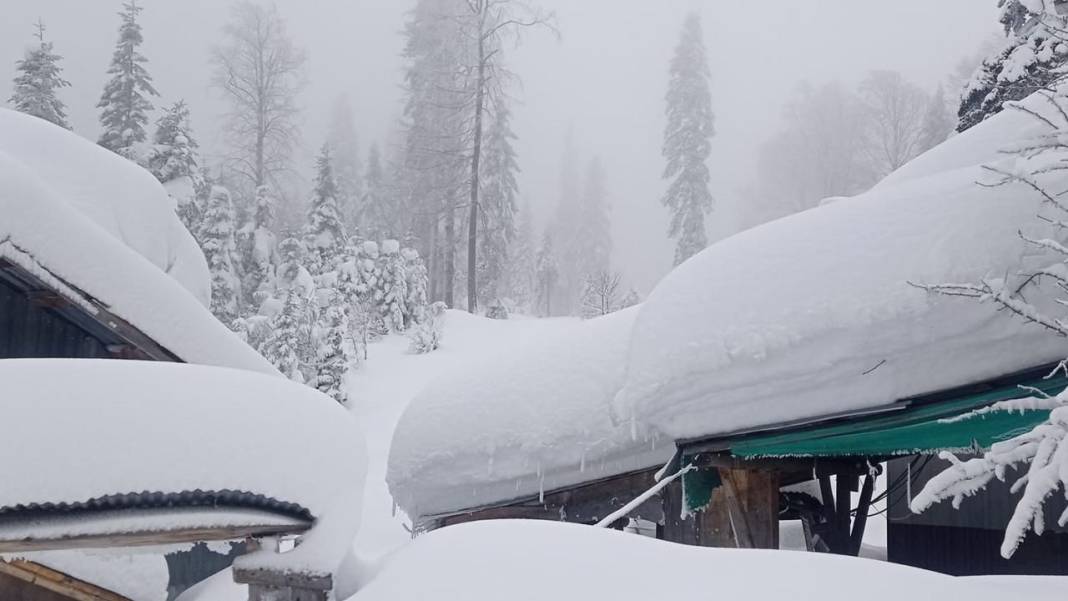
left=485, top=298, right=509, bottom=320
left=408, top=301, right=447, bottom=354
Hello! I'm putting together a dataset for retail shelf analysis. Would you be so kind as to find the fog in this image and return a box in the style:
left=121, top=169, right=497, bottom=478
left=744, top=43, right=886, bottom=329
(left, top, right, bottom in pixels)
left=1, top=0, right=999, bottom=292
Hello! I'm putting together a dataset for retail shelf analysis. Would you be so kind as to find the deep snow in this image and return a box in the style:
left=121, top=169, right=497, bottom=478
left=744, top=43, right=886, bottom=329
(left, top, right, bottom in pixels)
left=614, top=90, right=1068, bottom=443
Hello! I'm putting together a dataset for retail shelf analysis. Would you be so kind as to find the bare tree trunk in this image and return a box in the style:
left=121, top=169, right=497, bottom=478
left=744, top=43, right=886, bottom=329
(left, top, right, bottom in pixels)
left=467, top=30, right=487, bottom=314
left=444, top=196, right=456, bottom=308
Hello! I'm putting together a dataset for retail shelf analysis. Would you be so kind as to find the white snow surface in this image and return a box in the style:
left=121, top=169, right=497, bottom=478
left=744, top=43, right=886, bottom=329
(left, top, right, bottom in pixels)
left=387, top=307, right=674, bottom=520
left=614, top=91, right=1068, bottom=442
left=0, top=359, right=365, bottom=573
left=0, top=109, right=207, bottom=303
left=349, top=520, right=1062, bottom=601
left=0, top=110, right=275, bottom=375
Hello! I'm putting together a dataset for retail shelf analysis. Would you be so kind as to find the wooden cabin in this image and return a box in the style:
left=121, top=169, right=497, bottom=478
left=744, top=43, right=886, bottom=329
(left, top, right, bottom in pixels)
left=0, top=107, right=282, bottom=599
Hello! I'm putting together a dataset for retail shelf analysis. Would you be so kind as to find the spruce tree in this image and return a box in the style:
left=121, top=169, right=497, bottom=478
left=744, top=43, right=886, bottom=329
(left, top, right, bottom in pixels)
left=201, top=186, right=243, bottom=324
left=9, top=21, right=71, bottom=130
left=314, top=305, right=351, bottom=403
left=958, top=1, right=1068, bottom=132
left=477, top=103, right=520, bottom=306
left=148, top=101, right=205, bottom=234
left=378, top=240, right=409, bottom=332
left=97, top=0, right=158, bottom=159
left=262, top=287, right=309, bottom=382
left=241, top=185, right=279, bottom=309
left=535, top=231, right=558, bottom=317
left=305, top=144, right=347, bottom=275
left=662, top=12, right=714, bottom=265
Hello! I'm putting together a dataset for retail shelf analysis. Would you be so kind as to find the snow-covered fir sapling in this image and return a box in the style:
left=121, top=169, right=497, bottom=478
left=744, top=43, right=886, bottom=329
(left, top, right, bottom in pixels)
left=378, top=240, right=409, bottom=332
left=201, top=185, right=243, bottom=325
left=408, top=301, right=447, bottom=354
left=315, top=305, right=353, bottom=403
left=239, top=185, right=279, bottom=309
left=662, top=12, right=714, bottom=265
left=485, top=298, right=509, bottom=320
left=305, top=144, right=348, bottom=276
left=97, top=0, right=158, bottom=161
left=911, top=80, right=1068, bottom=558
left=9, top=20, right=72, bottom=130
left=402, top=247, right=429, bottom=327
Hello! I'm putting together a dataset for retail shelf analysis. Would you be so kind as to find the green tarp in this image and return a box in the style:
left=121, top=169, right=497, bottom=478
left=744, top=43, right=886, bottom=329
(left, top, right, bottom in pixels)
left=726, top=373, right=1066, bottom=459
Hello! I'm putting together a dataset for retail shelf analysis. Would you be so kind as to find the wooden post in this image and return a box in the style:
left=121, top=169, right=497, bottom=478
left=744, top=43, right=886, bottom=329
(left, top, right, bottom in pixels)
left=696, top=468, right=779, bottom=549
left=233, top=567, right=332, bottom=601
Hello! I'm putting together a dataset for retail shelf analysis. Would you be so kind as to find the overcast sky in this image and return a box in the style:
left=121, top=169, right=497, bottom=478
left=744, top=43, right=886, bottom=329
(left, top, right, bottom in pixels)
left=0, top=0, right=1000, bottom=292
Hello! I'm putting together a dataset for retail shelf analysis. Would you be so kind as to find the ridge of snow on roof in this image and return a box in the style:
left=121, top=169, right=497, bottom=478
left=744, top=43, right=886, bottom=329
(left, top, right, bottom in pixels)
left=0, top=110, right=275, bottom=374
left=387, top=307, right=672, bottom=519
left=614, top=91, right=1068, bottom=443
left=0, top=360, right=365, bottom=538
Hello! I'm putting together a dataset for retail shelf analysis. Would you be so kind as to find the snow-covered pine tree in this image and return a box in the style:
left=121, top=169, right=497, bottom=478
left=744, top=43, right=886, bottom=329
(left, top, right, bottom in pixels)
left=408, top=301, right=447, bottom=354
left=477, top=102, right=520, bottom=307
left=361, top=143, right=389, bottom=238
left=201, top=186, right=243, bottom=324
left=577, top=157, right=612, bottom=281
left=9, top=20, right=72, bottom=130
left=505, top=201, right=536, bottom=311
left=402, top=246, right=429, bottom=327
left=314, top=304, right=352, bottom=403
left=958, top=0, right=1068, bottom=132
left=328, top=97, right=363, bottom=231
left=305, top=144, right=347, bottom=276
left=662, top=12, right=714, bottom=266
left=148, top=101, right=206, bottom=235
left=97, top=0, right=159, bottom=160
left=239, top=185, right=279, bottom=310
left=535, top=230, right=558, bottom=317
left=261, top=286, right=309, bottom=382
left=377, top=240, right=409, bottom=332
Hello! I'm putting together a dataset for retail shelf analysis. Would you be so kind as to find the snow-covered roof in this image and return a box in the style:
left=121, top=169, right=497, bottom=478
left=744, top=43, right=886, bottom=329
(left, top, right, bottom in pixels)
left=387, top=307, right=672, bottom=520
left=613, top=91, right=1068, bottom=443
left=351, top=520, right=1055, bottom=601
left=0, top=109, right=275, bottom=374
left=0, top=359, right=365, bottom=557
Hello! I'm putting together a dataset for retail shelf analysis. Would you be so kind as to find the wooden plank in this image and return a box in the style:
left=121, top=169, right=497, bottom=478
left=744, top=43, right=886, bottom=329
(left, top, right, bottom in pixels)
left=695, top=486, right=733, bottom=547
left=0, top=559, right=131, bottom=601
left=694, top=468, right=779, bottom=549
left=850, top=473, right=875, bottom=556
left=0, top=523, right=309, bottom=553
left=661, top=473, right=699, bottom=545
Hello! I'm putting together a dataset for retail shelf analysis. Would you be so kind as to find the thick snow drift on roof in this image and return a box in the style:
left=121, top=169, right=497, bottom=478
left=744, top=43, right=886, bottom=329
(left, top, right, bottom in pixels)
left=352, top=520, right=1058, bottom=601
left=0, top=121, right=274, bottom=374
left=387, top=308, right=672, bottom=519
left=0, top=359, right=365, bottom=571
left=0, top=108, right=208, bottom=304
left=614, top=91, right=1068, bottom=442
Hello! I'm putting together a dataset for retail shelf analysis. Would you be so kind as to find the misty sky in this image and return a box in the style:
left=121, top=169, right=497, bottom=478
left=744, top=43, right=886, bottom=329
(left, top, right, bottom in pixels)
left=1, top=0, right=1000, bottom=292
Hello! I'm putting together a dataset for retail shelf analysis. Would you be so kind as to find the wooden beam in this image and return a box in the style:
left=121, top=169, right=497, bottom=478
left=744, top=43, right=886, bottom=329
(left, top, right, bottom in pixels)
left=0, top=559, right=130, bottom=601
left=849, top=473, right=876, bottom=556
left=0, top=523, right=310, bottom=553
left=694, top=468, right=779, bottom=549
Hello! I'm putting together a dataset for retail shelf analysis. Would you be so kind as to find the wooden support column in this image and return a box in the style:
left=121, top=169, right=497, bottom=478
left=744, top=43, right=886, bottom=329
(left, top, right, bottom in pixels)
left=661, top=472, right=699, bottom=545
left=233, top=567, right=332, bottom=601
left=696, top=468, right=779, bottom=549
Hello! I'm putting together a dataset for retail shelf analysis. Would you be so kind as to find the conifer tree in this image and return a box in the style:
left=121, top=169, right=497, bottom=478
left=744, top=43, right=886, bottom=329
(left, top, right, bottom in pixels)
left=148, top=101, right=201, bottom=184
left=958, top=0, right=1068, bottom=132
left=148, top=101, right=205, bottom=234
left=403, top=247, right=429, bottom=327
left=535, top=231, right=558, bottom=317
left=314, top=305, right=351, bottom=403
left=97, top=0, right=158, bottom=160
left=9, top=21, right=71, bottom=130
left=201, top=186, right=242, bottom=324
left=240, top=185, right=279, bottom=309
left=328, top=97, right=363, bottom=230
left=262, top=287, right=309, bottom=382
left=919, top=84, right=955, bottom=153
left=506, top=201, right=536, bottom=310
left=305, top=144, right=347, bottom=275
left=662, top=12, right=714, bottom=265
left=378, top=240, right=409, bottom=332
left=477, top=103, right=520, bottom=306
